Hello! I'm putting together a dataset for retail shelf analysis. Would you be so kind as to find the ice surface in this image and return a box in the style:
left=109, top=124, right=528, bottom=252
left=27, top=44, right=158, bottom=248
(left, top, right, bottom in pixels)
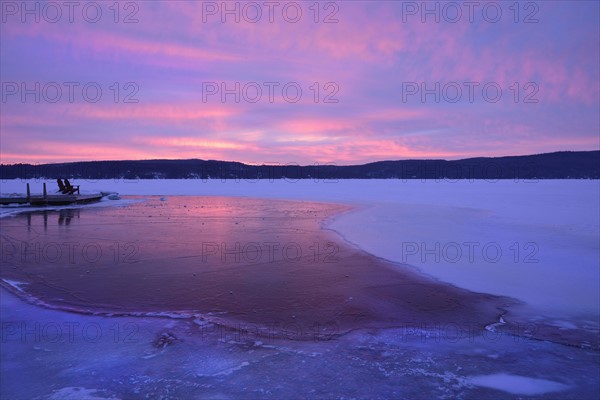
left=48, top=387, right=121, bottom=400
left=1, top=179, right=598, bottom=398
left=3, top=179, right=597, bottom=320
left=1, top=288, right=598, bottom=399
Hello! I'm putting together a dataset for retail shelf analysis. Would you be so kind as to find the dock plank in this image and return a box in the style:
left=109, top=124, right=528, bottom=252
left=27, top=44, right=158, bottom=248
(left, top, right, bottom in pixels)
left=1, top=194, right=103, bottom=206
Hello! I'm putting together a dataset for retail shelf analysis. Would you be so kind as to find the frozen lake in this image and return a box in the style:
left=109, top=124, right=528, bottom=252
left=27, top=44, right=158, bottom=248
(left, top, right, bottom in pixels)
left=1, top=179, right=599, bottom=398
left=3, top=179, right=597, bottom=317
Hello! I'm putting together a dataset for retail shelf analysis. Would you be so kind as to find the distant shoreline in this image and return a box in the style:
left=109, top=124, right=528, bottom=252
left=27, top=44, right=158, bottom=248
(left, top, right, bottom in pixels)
left=2, top=151, right=599, bottom=180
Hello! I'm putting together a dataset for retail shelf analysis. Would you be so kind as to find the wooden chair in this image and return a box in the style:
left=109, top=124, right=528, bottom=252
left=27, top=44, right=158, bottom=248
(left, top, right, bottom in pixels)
left=64, top=179, right=80, bottom=195
left=56, top=179, right=69, bottom=194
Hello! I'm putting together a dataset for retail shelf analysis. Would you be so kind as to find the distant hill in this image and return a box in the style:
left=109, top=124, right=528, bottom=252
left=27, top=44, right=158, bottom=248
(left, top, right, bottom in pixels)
left=1, top=151, right=598, bottom=180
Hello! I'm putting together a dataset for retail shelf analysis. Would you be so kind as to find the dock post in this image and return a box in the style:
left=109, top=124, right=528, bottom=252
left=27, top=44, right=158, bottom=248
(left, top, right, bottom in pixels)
left=26, top=183, right=30, bottom=202
left=43, top=182, right=47, bottom=198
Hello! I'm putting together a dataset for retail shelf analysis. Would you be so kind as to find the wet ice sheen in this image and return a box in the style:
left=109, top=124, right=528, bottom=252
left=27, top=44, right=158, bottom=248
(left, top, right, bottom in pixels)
left=0, top=196, right=514, bottom=339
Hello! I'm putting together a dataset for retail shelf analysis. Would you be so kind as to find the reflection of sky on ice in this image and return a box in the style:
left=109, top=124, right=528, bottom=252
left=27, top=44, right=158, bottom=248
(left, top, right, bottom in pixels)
left=0, top=196, right=138, bottom=218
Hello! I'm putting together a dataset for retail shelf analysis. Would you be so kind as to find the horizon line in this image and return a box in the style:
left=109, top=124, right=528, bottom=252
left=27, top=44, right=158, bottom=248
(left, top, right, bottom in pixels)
left=1, top=149, right=599, bottom=168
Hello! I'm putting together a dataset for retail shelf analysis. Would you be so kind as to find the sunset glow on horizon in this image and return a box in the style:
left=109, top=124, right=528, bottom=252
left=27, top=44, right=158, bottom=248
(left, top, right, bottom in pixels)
left=1, top=1, right=599, bottom=165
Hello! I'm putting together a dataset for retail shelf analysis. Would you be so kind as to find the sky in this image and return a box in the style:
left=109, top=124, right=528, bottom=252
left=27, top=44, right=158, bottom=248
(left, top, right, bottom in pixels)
left=1, top=0, right=599, bottom=165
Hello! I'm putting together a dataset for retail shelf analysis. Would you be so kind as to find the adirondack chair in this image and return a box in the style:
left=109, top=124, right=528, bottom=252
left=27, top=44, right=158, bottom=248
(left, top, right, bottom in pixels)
left=56, top=179, right=70, bottom=194
left=64, top=179, right=80, bottom=195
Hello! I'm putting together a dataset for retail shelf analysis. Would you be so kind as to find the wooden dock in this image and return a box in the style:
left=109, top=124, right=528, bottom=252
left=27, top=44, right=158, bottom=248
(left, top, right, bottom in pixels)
left=0, top=183, right=103, bottom=206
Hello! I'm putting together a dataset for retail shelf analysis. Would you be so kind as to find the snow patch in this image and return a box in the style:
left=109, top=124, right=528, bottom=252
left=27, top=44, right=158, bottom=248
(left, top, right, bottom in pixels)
left=485, top=315, right=507, bottom=332
left=469, top=373, right=570, bottom=395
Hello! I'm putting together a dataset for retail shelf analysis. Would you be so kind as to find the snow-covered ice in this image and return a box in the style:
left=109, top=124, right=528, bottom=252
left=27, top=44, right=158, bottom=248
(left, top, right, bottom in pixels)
left=1, top=288, right=598, bottom=399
